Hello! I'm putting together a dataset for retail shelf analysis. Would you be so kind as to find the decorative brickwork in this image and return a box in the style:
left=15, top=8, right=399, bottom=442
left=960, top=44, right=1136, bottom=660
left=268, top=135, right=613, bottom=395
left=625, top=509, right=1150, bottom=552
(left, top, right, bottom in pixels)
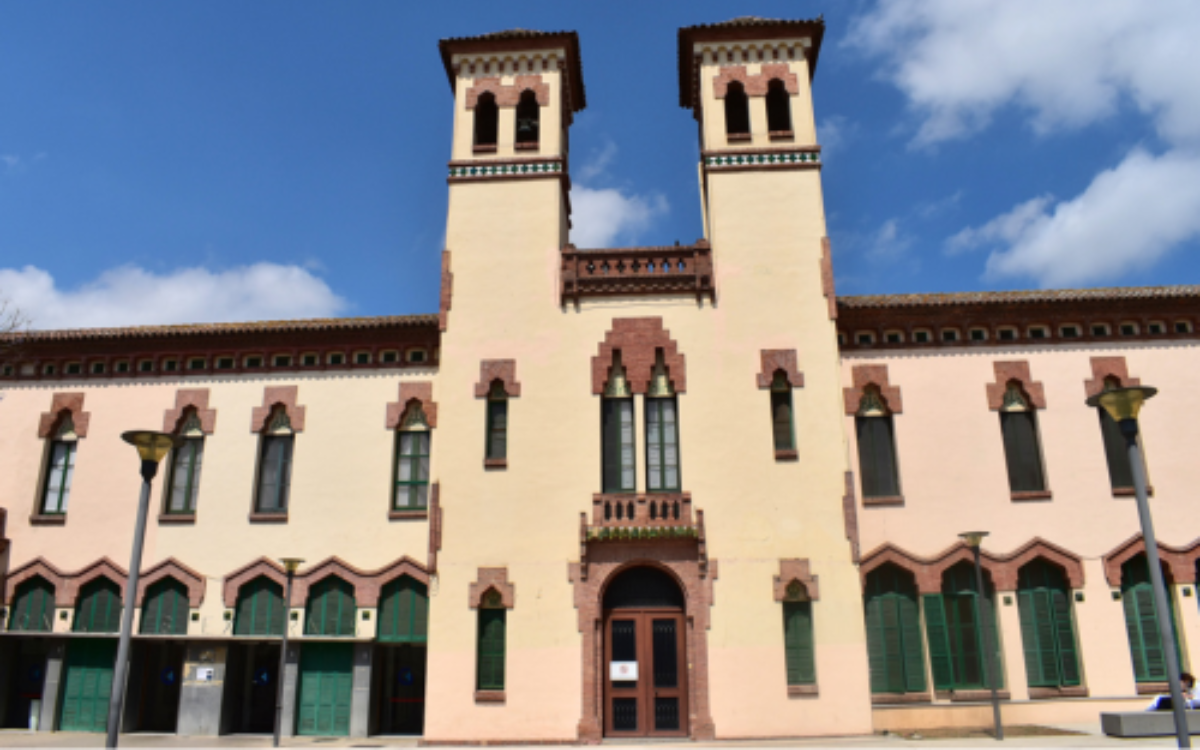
left=162, top=389, right=217, bottom=434
left=561, top=242, right=714, bottom=305
left=250, top=386, right=306, bottom=433
left=65, top=558, right=129, bottom=604
left=474, top=360, right=521, bottom=397
left=821, top=237, right=837, bottom=320
left=221, top=558, right=288, bottom=607
left=859, top=537, right=1085, bottom=594
left=465, top=75, right=550, bottom=108
left=37, top=392, right=90, bottom=438
left=135, top=558, right=206, bottom=606
left=5, top=558, right=69, bottom=606
left=756, top=349, right=803, bottom=389
left=221, top=555, right=431, bottom=608
left=591, top=318, right=687, bottom=395
left=712, top=63, right=799, bottom=98
left=1085, top=356, right=1141, bottom=398
left=843, top=365, right=902, bottom=415
left=842, top=471, right=861, bottom=563
left=1101, top=534, right=1200, bottom=587
left=986, top=361, right=1046, bottom=411
left=468, top=567, right=514, bottom=609
left=439, top=250, right=453, bottom=332
left=774, top=559, right=819, bottom=601
left=387, top=382, right=438, bottom=429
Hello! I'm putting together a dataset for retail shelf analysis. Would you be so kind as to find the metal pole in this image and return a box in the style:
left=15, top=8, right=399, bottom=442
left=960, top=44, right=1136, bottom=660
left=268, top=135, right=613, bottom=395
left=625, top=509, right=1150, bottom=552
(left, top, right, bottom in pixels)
left=972, top=546, right=1004, bottom=741
left=273, top=569, right=294, bottom=748
left=105, top=460, right=158, bottom=749
left=1123, top=420, right=1191, bottom=748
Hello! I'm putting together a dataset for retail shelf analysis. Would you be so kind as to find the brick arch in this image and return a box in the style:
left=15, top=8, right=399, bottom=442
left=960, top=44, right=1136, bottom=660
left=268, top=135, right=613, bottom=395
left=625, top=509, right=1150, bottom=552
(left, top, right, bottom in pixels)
left=163, top=389, right=217, bottom=435
left=5, top=558, right=69, bottom=606
left=136, top=558, right=206, bottom=607
left=756, top=350, right=804, bottom=389
left=1007, top=538, right=1085, bottom=590
left=474, top=360, right=522, bottom=398
left=372, top=557, right=432, bottom=591
left=1085, top=356, right=1141, bottom=398
left=843, top=364, right=902, bottom=415
left=1102, top=533, right=1200, bottom=587
left=37, top=392, right=90, bottom=438
left=67, top=559, right=129, bottom=603
left=465, top=75, right=550, bottom=108
left=773, top=558, right=819, bottom=601
left=249, top=385, right=306, bottom=433
left=591, top=317, right=687, bottom=395
left=986, top=361, right=1046, bottom=411
left=712, top=63, right=799, bottom=98
left=860, top=539, right=1086, bottom=594
left=468, top=567, right=515, bottom=610
left=222, top=557, right=288, bottom=608
left=386, top=382, right=438, bottom=429
left=292, top=557, right=379, bottom=607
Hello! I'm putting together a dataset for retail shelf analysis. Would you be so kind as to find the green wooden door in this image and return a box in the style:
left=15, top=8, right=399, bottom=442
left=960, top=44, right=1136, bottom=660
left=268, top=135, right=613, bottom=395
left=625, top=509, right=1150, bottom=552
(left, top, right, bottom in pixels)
left=296, top=642, right=353, bottom=736
left=59, top=639, right=117, bottom=732
left=865, top=566, right=926, bottom=694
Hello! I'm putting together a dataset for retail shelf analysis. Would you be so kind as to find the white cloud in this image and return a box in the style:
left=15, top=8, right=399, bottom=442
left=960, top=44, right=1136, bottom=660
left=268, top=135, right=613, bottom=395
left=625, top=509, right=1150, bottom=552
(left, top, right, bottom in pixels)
left=866, top=219, right=913, bottom=261
left=946, top=195, right=1052, bottom=256
left=569, top=142, right=668, bottom=248
left=817, top=116, right=851, bottom=157
left=577, top=140, right=618, bottom=183
left=2, top=152, right=47, bottom=175
left=0, top=263, right=347, bottom=331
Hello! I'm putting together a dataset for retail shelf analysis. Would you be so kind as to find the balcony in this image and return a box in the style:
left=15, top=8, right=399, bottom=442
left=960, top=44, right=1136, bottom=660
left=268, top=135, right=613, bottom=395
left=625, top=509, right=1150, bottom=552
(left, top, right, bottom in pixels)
left=584, top=493, right=697, bottom=542
left=560, top=241, right=715, bottom=306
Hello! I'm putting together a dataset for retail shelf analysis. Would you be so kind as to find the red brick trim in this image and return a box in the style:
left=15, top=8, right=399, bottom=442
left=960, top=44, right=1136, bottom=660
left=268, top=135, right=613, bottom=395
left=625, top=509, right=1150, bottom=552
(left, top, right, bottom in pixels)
left=872, top=692, right=932, bottom=705
left=465, top=75, right=549, bottom=108
left=950, top=689, right=1011, bottom=702
left=569, top=546, right=718, bottom=742
left=788, top=684, right=818, bottom=697
left=221, top=557, right=288, bottom=608
left=163, top=389, right=216, bottom=434
left=221, top=555, right=431, bottom=608
left=66, top=558, right=130, bottom=603
left=774, top=559, right=819, bottom=601
left=474, top=690, right=506, bottom=703
left=1028, top=685, right=1089, bottom=699
left=157, top=513, right=196, bottom=524
left=843, top=471, right=861, bottom=563
left=484, top=458, right=508, bottom=469
left=388, top=509, right=429, bottom=520
left=1101, top=533, right=1200, bottom=587
left=859, top=537, right=1085, bottom=594
left=5, top=558, right=69, bottom=606
left=1084, top=356, right=1141, bottom=398
left=387, top=382, right=438, bottom=429
left=475, top=360, right=521, bottom=398
left=986, top=361, right=1046, bottom=411
left=843, top=365, right=902, bottom=415
left=439, top=250, right=452, bottom=332
left=1137, top=682, right=1169, bottom=695
left=469, top=567, right=514, bottom=609
left=756, top=350, right=803, bottom=389
left=591, top=318, right=687, bottom=395
left=250, top=385, right=306, bottom=433
left=774, top=449, right=798, bottom=461
left=37, top=392, right=90, bottom=438
left=28, top=514, right=66, bottom=526
left=821, top=237, right=837, bottom=321
left=429, top=483, right=442, bottom=575
left=248, top=512, right=288, bottom=524
left=863, top=495, right=905, bottom=507
left=712, top=63, right=799, bottom=98
left=136, top=558, right=206, bottom=606
left=1011, top=490, right=1053, bottom=502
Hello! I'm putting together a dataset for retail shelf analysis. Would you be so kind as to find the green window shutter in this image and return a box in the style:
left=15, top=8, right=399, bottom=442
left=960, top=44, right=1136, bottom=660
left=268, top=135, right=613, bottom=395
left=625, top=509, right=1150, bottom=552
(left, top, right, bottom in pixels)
left=1121, top=557, right=1181, bottom=682
left=865, top=567, right=927, bottom=695
left=477, top=608, right=506, bottom=691
left=771, top=391, right=795, bottom=451
left=923, top=594, right=954, bottom=690
left=783, top=601, right=815, bottom=685
left=74, top=578, right=122, bottom=634
left=235, top=577, right=284, bottom=636
left=898, top=592, right=927, bottom=692
left=1051, top=588, right=1082, bottom=686
left=141, top=578, right=188, bottom=635
left=306, top=578, right=355, bottom=637
left=378, top=577, right=429, bottom=643
left=864, top=594, right=890, bottom=693
left=1000, top=411, right=1046, bottom=492
left=10, top=576, right=55, bottom=632
left=1018, top=560, right=1081, bottom=689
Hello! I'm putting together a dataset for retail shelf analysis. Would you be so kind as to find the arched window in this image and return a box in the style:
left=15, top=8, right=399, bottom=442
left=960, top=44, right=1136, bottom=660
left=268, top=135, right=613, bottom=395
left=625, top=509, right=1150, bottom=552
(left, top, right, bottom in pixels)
left=601, top=351, right=635, bottom=493
left=41, top=413, right=78, bottom=515
left=9, top=576, right=55, bottom=632
left=770, top=370, right=795, bottom=452
left=486, top=380, right=508, bottom=462
left=781, top=581, right=815, bottom=687
left=141, top=577, right=189, bottom=635
left=234, top=576, right=285, bottom=636
left=474, top=92, right=498, bottom=150
left=724, top=82, right=750, bottom=138
left=74, top=577, right=122, bottom=633
left=924, top=562, right=1001, bottom=691
left=1097, top=377, right=1141, bottom=491
left=305, top=576, right=356, bottom=637
left=864, top=564, right=925, bottom=694
left=766, top=79, right=792, bottom=133
left=855, top=386, right=900, bottom=498
left=378, top=576, right=428, bottom=643
left=1122, top=555, right=1181, bottom=683
left=165, top=409, right=204, bottom=515
left=477, top=589, right=506, bottom=691
left=515, top=89, right=539, bottom=148
left=395, top=400, right=431, bottom=510
left=1017, top=559, right=1081, bottom=689
left=999, top=382, right=1047, bottom=492
left=645, top=350, right=680, bottom=492
left=255, top=406, right=294, bottom=513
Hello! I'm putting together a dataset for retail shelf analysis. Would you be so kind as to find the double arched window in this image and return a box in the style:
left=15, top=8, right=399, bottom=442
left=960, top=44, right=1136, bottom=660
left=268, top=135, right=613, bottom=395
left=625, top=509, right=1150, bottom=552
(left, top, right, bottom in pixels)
left=600, top=350, right=681, bottom=493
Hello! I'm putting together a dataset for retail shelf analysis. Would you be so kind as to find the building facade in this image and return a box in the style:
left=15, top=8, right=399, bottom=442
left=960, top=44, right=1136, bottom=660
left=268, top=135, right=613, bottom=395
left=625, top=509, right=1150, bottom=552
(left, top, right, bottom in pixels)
left=0, top=17, right=1198, bottom=742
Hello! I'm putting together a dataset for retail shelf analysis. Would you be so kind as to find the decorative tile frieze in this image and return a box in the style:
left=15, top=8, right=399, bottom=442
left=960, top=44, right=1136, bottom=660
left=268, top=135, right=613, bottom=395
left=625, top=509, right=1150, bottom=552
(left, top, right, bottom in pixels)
left=704, top=149, right=820, bottom=170
left=447, top=159, right=563, bottom=180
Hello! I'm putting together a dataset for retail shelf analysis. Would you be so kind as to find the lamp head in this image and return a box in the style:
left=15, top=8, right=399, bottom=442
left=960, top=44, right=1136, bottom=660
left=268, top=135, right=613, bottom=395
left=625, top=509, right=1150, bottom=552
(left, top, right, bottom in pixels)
left=1085, top=385, right=1158, bottom=423
left=959, top=531, right=989, bottom=549
left=279, top=557, right=305, bottom=574
left=121, top=430, right=180, bottom=464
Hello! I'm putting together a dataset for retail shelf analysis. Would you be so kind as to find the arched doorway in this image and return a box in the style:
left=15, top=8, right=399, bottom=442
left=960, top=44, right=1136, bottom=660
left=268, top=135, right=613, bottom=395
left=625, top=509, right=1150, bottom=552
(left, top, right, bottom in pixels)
left=602, top=566, right=687, bottom=738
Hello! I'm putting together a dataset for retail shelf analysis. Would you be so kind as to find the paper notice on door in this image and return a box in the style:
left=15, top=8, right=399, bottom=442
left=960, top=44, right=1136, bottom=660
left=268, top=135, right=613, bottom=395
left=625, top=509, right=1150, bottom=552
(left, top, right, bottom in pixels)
left=610, top=661, right=638, bottom=681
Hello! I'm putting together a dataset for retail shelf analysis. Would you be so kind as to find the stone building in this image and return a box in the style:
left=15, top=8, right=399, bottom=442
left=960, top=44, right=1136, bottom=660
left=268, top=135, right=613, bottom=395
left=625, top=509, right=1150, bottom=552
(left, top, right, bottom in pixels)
left=0, top=17, right=1198, bottom=742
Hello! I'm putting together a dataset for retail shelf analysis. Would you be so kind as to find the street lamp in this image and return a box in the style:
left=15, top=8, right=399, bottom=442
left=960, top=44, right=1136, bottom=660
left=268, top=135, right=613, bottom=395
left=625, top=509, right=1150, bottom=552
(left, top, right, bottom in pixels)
left=106, top=431, right=180, bottom=749
left=959, top=531, right=1003, bottom=741
left=1087, top=386, right=1190, bottom=748
left=274, top=557, right=305, bottom=748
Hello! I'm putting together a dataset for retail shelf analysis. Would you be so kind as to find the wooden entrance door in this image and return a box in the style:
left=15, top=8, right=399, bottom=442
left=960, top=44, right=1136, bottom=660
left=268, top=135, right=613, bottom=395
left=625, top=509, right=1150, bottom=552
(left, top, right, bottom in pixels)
left=603, top=610, right=687, bottom=737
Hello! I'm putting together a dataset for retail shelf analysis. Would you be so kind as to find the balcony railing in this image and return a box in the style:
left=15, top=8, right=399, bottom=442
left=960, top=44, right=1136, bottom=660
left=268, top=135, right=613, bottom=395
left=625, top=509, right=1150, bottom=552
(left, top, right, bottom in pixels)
left=560, top=242, right=715, bottom=306
left=590, top=493, right=693, bottom=531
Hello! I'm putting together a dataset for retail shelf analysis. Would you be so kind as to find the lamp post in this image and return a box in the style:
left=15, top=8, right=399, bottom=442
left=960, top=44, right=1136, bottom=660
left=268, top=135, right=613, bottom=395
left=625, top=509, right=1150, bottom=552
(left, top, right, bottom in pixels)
left=1087, top=386, right=1190, bottom=748
left=106, top=431, right=179, bottom=749
left=959, top=531, right=1003, bottom=741
left=274, top=557, right=304, bottom=748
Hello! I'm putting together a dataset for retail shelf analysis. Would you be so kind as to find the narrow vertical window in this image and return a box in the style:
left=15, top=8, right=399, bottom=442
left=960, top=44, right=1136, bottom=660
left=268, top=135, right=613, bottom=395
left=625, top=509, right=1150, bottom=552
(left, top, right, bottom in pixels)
left=474, top=92, right=498, bottom=149
left=486, top=380, right=508, bottom=462
left=1017, top=560, right=1081, bottom=689
left=255, top=407, right=294, bottom=513
left=782, top=583, right=815, bottom=687
left=645, top=351, right=680, bottom=492
left=724, top=81, right=750, bottom=138
left=855, top=387, right=900, bottom=497
left=766, top=78, right=792, bottom=133
left=770, top=370, right=795, bottom=452
left=1097, top=377, right=1139, bottom=491
left=165, top=412, right=204, bottom=514
left=515, top=89, right=539, bottom=148
left=477, top=592, right=506, bottom=691
left=999, top=382, right=1047, bottom=493
left=41, top=414, right=78, bottom=515
left=395, top=402, right=431, bottom=509
left=602, top=352, right=635, bottom=493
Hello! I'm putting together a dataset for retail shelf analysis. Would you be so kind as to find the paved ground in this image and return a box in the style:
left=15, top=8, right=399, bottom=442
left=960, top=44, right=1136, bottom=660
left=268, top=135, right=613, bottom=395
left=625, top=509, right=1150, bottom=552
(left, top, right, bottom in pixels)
left=0, top=724, right=1186, bottom=748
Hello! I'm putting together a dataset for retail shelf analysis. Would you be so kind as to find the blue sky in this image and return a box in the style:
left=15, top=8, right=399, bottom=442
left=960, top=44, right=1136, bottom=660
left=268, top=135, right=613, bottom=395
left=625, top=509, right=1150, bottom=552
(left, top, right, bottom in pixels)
left=2, top=1, right=1198, bottom=329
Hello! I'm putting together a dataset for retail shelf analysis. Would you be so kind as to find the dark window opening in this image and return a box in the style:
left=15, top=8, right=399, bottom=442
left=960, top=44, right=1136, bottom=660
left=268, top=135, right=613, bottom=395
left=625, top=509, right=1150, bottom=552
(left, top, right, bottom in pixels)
left=724, top=82, right=750, bottom=138
left=515, top=90, right=539, bottom=148
left=486, top=380, right=508, bottom=461
left=474, top=92, right=498, bottom=149
left=766, top=79, right=792, bottom=133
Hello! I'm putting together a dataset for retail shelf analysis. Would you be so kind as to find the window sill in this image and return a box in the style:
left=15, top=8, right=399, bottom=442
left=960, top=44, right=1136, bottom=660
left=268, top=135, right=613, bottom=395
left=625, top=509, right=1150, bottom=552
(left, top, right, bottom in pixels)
left=1028, top=685, right=1089, bottom=699
left=769, top=130, right=795, bottom=141
left=158, top=513, right=196, bottom=524
left=474, top=689, right=505, bottom=703
left=388, top=509, right=429, bottom=520
left=472, top=144, right=497, bottom=154
left=1113, top=486, right=1153, bottom=497
left=484, top=457, right=508, bottom=470
left=726, top=132, right=751, bottom=143
left=862, top=495, right=904, bottom=507
left=248, top=512, right=288, bottom=523
left=514, top=142, right=538, bottom=151
left=787, top=684, right=818, bottom=697
left=774, top=449, right=799, bottom=461
left=1137, top=681, right=1169, bottom=695
left=29, top=514, right=66, bottom=526
left=871, top=692, right=931, bottom=705
left=948, top=689, right=1011, bottom=702
left=1010, top=490, right=1053, bottom=502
